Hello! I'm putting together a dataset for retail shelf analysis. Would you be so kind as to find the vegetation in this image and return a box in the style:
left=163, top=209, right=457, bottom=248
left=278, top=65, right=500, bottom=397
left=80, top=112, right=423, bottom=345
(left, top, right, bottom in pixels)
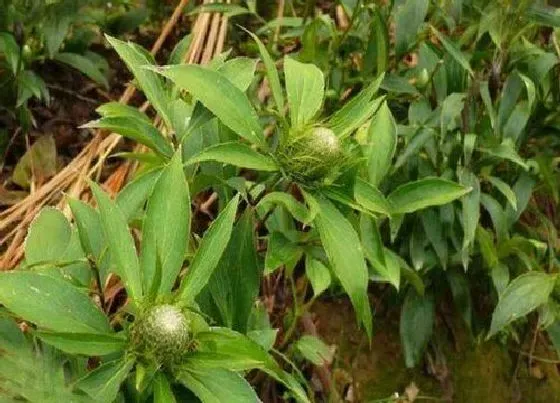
left=0, top=0, right=559, bottom=401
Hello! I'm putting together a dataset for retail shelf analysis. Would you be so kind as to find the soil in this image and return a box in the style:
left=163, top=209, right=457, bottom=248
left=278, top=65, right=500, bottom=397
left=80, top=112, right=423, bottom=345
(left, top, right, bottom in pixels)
left=311, top=298, right=560, bottom=402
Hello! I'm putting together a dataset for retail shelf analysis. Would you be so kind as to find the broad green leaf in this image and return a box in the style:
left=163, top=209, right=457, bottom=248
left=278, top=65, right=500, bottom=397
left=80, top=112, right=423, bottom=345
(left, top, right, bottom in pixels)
left=246, top=30, right=285, bottom=111
left=393, top=128, right=435, bottom=170
left=314, top=197, right=372, bottom=338
left=16, top=70, right=50, bottom=107
left=388, top=178, right=470, bottom=215
left=430, top=26, right=474, bottom=76
left=367, top=101, right=397, bottom=186
left=400, top=288, right=435, bottom=368
left=394, top=0, right=429, bottom=57
left=284, top=57, right=324, bottom=128
left=182, top=352, right=264, bottom=372
left=76, top=359, right=135, bottom=403
left=90, top=181, right=143, bottom=301
left=36, top=332, right=126, bottom=356
left=25, top=207, right=72, bottom=265
left=0, top=33, right=19, bottom=73
left=190, top=3, right=252, bottom=17
left=505, top=173, right=535, bottom=228
left=305, top=255, right=331, bottom=296
left=486, top=176, right=517, bottom=210
left=497, top=73, right=523, bottom=132
left=359, top=213, right=386, bottom=267
left=257, top=192, right=316, bottom=224
left=152, top=65, right=264, bottom=146
left=176, top=367, right=259, bottom=403
left=12, top=135, right=56, bottom=188
left=0, top=272, right=110, bottom=334
left=265, top=232, right=302, bottom=274
left=116, top=168, right=162, bottom=221
left=178, top=195, right=239, bottom=302
left=354, top=178, right=392, bottom=216
left=186, top=142, right=279, bottom=172
left=489, top=272, right=557, bottom=338
left=54, top=53, right=109, bottom=89
left=217, top=57, right=258, bottom=92
left=81, top=117, right=173, bottom=158
left=440, top=93, right=466, bottom=137
left=141, top=152, right=190, bottom=295
left=479, top=139, right=528, bottom=170
left=168, top=34, right=193, bottom=65
left=202, top=209, right=259, bottom=332
left=153, top=373, right=176, bottom=403
left=379, top=248, right=402, bottom=290
left=195, top=328, right=309, bottom=402
left=364, top=9, right=389, bottom=75
left=294, top=335, right=332, bottom=365
left=527, top=4, right=560, bottom=27
left=328, top=77, right=384, bottom=138
left=446, top=270, right=473, bottom=331
left=420, top=209, right=448, bottom=269
left=105, top=35, right=171, bottom=127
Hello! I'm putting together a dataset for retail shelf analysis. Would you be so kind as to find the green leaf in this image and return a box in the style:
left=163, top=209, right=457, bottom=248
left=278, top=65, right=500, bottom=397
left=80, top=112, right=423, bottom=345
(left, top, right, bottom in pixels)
left=81, top=117, right=173, bottom=158
left=488, top=272, right=557, bottom=338
left=217, top=57, right=258, bottom=92
left=305, top=255, right=331, bottom=296
left=202, top=209, right=260, bottom=332
left=400, top=288, right=435, bottom=368
left=0, top=272, right=110, bottom=333
left=359, top=213, right=386, bottom=268
left=328, top=77, right=384, bottom=138
left=430, top=26, right=473, bottom=77
left=294, top=335, right=332, bottom=365
left=257, top=192, right=316, bottom=224
left=25, top=207, right=72, bottom=265
left=0, top=33, right=20, bottom=73
left=195, top=328, right=309, bottom=402
left=54, top=53, right=109, bottom=89
left=140, top=152, right=190, bottom=295
left=394, top=0, right=429, bottom=57
left=265, top=232, right=302, bottom=274
left=153, top=373, right=176, bottom=403
left=76, top=359, right=135, bottom=403
left=284, top=57, right=325, bottom=129
left=152, top=64, right=264, bottom=146
left=96, top=102, right=152, bottom=124
left=388, top=178, right=470, bottom=215
left=116, top=168, right=162, bottom=221
left=354, top=178, right=392, bottom=216
left=527, top=4, right=560, bottom=27
left=364, top=9, right=389, bottom=75
left=105, top=35, right=172, bottom=127
left=176, top=367, right=259, bottom=403
left=367, top=101, right=397, bottom=186
left=246, top=30, right=285, bottom=112
left=178, top=195, right=240, bottom=303
left=459, top=169, right=480, bottom=268
left=479, top=139, right=528, bottom=170
left=486, top=176, right=517, bottom=210
left=420, top=209, right=448, bottom=269
left=90, top=181, right=143, bottom=301
left=36, top=331, right=126, bottom=356
left=186, top=142, right=279, bottom=172
left=314, top=197, right=372, bottom=338
left=446, top=269, right=473, bottom=331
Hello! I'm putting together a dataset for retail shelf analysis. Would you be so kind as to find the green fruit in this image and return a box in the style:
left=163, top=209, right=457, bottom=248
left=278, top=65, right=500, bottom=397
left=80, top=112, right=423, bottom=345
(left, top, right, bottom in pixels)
left=278, top=126, right=345, bottom=185
left=131, top=304, right=191, bottom=365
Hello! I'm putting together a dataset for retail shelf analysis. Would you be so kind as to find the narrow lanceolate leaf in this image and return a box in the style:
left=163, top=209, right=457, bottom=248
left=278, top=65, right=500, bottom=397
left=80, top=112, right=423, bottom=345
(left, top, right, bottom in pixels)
left=81, top=116, right=173, bottom=158
left=314, top=197, right=372, bottom=338
left=178, top=195, right=240, bottom=303
left=328, top=74, right=385, bottom=138
left=96, top=102, right=152, bottom=123
left=430, top=26, right=474, bottom=77
left=90, top=181, right=143, bottom=301
left=367, top=101, right=397, bottom=186
left=284, top=57, right=324, bottom=129
left=105, top=35, right=171, bottom=127
left=246, top=30, right=285, bottom=112
left=354, top=178, right=392, bottom=216
left=0, top=272, right=110, bottom=334
left=486, top=176, right=517, bottom=210
left=257, top=192, right=316, bottom=224
left=152, top=64, right=264, bottom=146
left=140, top=152, right=190, bottom=295
left=36, top=331, right=126, bottom=356
left=176, top=367, right=259, bottom=403
left=488, top=272, right=558, bottom=338
left=400, top=288, right=435, bottom=368
left=153, top=373, right=176, bottom=403
left=54, top=53, right=109, bottom=89
left=116, top=167, right=162, bottom=221
left=76, top=358, right=135, bottom=403
left=186, top=142, right=279, bottom=172
left=388, top=178, right=471, bottom=215
left=459, top=169, right=480, bottom=268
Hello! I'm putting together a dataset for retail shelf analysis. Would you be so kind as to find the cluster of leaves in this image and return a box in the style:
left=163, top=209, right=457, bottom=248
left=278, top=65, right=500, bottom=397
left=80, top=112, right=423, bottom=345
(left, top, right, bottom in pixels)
left=1, top=0, right=560, bottom=400
left=0, top=0, right=153, bottom=131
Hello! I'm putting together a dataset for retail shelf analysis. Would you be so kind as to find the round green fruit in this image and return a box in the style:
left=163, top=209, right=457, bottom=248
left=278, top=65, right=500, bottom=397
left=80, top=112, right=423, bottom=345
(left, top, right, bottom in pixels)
left=131, top=304, right=191, bottom=365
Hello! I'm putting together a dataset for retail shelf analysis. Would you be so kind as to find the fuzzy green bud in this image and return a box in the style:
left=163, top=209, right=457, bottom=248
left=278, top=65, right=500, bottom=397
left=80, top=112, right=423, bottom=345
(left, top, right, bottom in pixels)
left=131, top=304, right=191, bottom=365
